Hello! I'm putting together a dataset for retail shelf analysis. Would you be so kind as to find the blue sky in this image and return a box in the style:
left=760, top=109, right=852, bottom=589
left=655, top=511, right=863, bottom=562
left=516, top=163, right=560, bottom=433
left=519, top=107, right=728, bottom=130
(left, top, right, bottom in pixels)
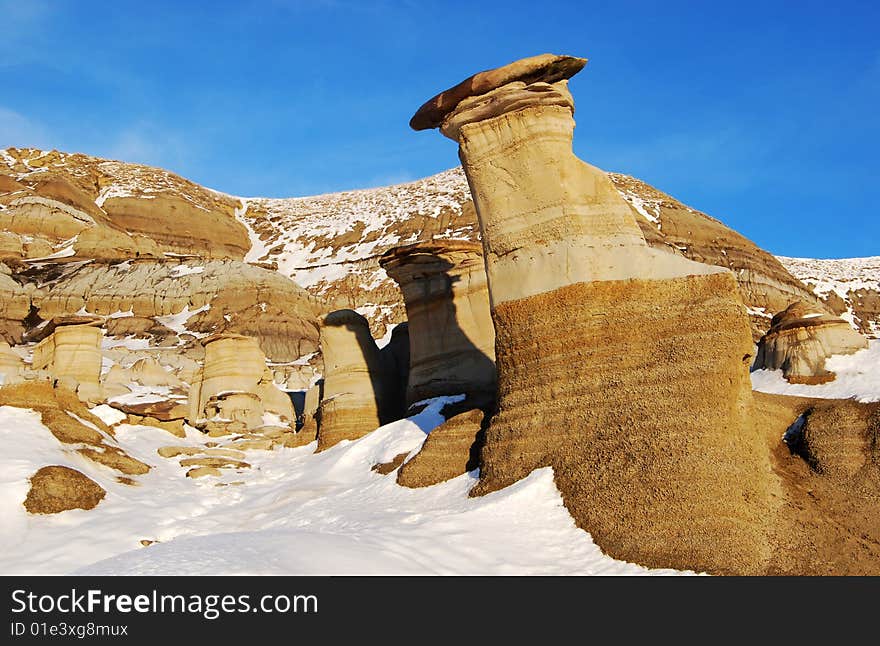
left=1, top=0, right=877, bottom=258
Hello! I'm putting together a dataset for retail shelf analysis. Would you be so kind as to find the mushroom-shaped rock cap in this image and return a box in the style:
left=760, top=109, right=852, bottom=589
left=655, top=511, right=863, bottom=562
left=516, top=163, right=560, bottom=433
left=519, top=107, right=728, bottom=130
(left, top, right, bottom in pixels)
left=769, top=301, right=843, bottom=332
left=410, top=53, right=587, bottom=131
left=379, top=240, right=484, bottom=267
left=322, top=309, right=371, bottom=329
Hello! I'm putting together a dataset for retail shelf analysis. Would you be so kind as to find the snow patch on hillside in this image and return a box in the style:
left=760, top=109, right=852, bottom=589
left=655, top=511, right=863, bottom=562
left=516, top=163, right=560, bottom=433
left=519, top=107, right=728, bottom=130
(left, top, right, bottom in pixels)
left=777, top=256, right=880, bottom=300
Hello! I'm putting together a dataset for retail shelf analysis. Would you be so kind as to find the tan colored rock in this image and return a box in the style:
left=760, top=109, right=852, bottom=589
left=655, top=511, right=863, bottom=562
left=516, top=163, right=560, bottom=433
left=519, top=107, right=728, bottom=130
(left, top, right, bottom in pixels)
left=754, top=301, right=868, bottom=383
left=317, top=310, right=397, bottom=451
left=397, top=409, right=485, bottom=488
left=186, top=466, right=222, bottom=479
left=126, top=414, right=186, bottom=437
left=380, top=241, right=495, bottom=409
left=32, top=323, right=103, bottom=403
left=279, top=431, right=315, bottom=448
left=410, top=53, right=587, bottom=131
left=24, top=465, right=106, bottom=514
left=188, top=334, right=295, bottom=432
left=77, top=446, right=150, bottom=475
left=0, top=341, right=23, bottom=384
left=414, top=54, right=773, bottom=575
left=158, top=445, right=202, bottom=458
left=0, top=264, right=32, bottom=343
left=117, top=399, right=188, bottom=422
left=30, top=260, right=319, bottom=362
left=179, top=456, right=250, bottom=470
left=299, top=381, right=322, bottom=439
left=226, top=437, right=274, bottom=451
left=101, top=193, right=249, bottom=260
left=0, top=381, right=155, bottom=481
left=128, top=358, right=185, bottom=388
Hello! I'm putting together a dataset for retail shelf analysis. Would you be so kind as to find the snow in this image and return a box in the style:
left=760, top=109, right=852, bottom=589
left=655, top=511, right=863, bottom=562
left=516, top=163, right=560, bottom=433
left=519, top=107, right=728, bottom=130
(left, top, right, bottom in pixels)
left=751, top=339, right=880, bottom=403
left=90, top=404, right=128, bottom=426
left=235, top=199, right=272, bottom=264
left=102, top=335, right=154, bottom=351
left=777, top=256, right=880, bottom=333
left=620, top=191, right=662, bottom=227
left=107, top=384, right=178, bottom=406
left=777, top=256, right=880, bottom=301
left=239, top=168, right=473, bottom=292
left=375, top=322, right=399, bottom=349
left=0, top=397, right=685, bottom=575
left=155, top=304, right=210, bottom=337
left=168, top=264, right=205, bottom=278
left=25, top=237, right=78, bottom=261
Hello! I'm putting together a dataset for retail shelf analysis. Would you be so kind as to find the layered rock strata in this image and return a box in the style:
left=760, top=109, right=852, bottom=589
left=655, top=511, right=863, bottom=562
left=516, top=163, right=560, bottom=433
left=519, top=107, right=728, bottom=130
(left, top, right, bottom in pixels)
left=380, top=242, right=495, bottom=409
left=754, top=301, right=868, bottom=383
left=31, top=322, right=103, bottom=402
left=317, top=310, right=397, bottom=451
left=397, top=409, right=486, bottom=488
left=413, top=54, right=773, bottom=574
left=188, top=334, right=295, bottom=433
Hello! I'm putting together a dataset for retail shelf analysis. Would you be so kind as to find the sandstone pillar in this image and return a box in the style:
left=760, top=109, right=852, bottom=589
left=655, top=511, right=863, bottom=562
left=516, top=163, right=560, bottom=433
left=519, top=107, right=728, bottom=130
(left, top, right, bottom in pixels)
left=318, top=310, right=395, bottom=451
left=411, top=54, right=773, bottom=574
left=188, top=333, right=295, bottom=432
left=32, top=322, right=103, bottom=402
left=380, top=241, right=495, bottom=410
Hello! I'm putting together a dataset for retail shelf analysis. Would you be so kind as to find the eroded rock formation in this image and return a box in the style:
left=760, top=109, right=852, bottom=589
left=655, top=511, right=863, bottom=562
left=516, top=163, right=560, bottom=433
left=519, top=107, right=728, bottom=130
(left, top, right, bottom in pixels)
left=397, top=409, right=486, bottom=488
left=32, top=322, right=104, bottom=402
left=754, top=301, right=868, bottom=383
left=317, top=310, right=398, bottom=451
left=413, top=53, right=773, bottom=574
left=380, top=241, right=495, bottom=409
left=24, top=466, right=106, bottom=514
left=188, top=334, right=295, bottom=434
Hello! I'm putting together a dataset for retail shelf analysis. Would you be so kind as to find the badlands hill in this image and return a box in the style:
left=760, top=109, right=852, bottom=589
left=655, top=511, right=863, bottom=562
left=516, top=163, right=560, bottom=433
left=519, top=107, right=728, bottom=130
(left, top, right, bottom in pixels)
left=4, top=146, right=876, bottom=349
left=1, top=139, right=878, bottom=576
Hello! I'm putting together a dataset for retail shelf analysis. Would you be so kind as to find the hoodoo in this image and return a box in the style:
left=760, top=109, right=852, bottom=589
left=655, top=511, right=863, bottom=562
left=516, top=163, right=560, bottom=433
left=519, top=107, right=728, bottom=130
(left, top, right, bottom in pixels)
left=412, top=53, right=774, bottom=574
left=32, top=322, right=104, bottom=403
left=754, top=301, right=868, bottom=383
left=317, top=310, right=398, bottom=451
left=380, top=241, right=495, bottom=410
left=187, top=333, right=295, bottom=434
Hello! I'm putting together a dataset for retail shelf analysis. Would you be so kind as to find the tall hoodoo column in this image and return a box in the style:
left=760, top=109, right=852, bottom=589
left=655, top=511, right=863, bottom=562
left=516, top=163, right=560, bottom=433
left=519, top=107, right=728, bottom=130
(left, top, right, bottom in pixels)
left=187, top=333, right=295, bottom=433
left=379, top=241, right=496, bottom=410
left=32, top=322, right=104, bottom=403
left=411, top=53, right=774, bottom=575
left=318, top=309, right=396, bottom=451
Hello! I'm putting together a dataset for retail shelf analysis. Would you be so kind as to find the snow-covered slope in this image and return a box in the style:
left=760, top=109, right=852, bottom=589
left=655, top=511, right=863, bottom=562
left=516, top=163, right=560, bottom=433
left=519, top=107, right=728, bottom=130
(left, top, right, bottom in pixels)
left=0, top=397, right=683, bottom=575
left=777, top=256, right=880, bottom=337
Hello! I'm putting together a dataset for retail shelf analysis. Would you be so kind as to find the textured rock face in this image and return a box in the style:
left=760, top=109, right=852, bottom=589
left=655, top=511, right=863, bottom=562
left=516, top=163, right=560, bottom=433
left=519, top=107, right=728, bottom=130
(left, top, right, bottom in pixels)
left=100, top=194, right=249, bottom=259
left=32, top=323, right=103, bottom=402
left=317, top=310, right=397, bottom=451
left=414, top=54, right=773, bottom=574
left=23, top=259, right=320, bottom=363
left=611, top=174, right=828, bottom=338
left=397, top=409, right=486, bottom=488
left=755, top=301, right=868, bottom=383
left=380, top=242, right=495, bottom=408
left=24, top=465, right=106, bottom=514
left=0, top=148, right=248, bottom=261
left=410, top=53, right=587, bottom=131
left=188, top=334, right=294, bottom=432
left=299, top=380, right=323, bottom=441
left=0, top=341, right=23, bottom=384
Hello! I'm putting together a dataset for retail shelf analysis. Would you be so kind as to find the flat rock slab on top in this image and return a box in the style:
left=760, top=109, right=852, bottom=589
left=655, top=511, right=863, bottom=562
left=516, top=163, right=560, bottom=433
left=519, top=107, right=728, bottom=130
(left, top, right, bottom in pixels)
left=410, top=53, right=587, bottom=131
